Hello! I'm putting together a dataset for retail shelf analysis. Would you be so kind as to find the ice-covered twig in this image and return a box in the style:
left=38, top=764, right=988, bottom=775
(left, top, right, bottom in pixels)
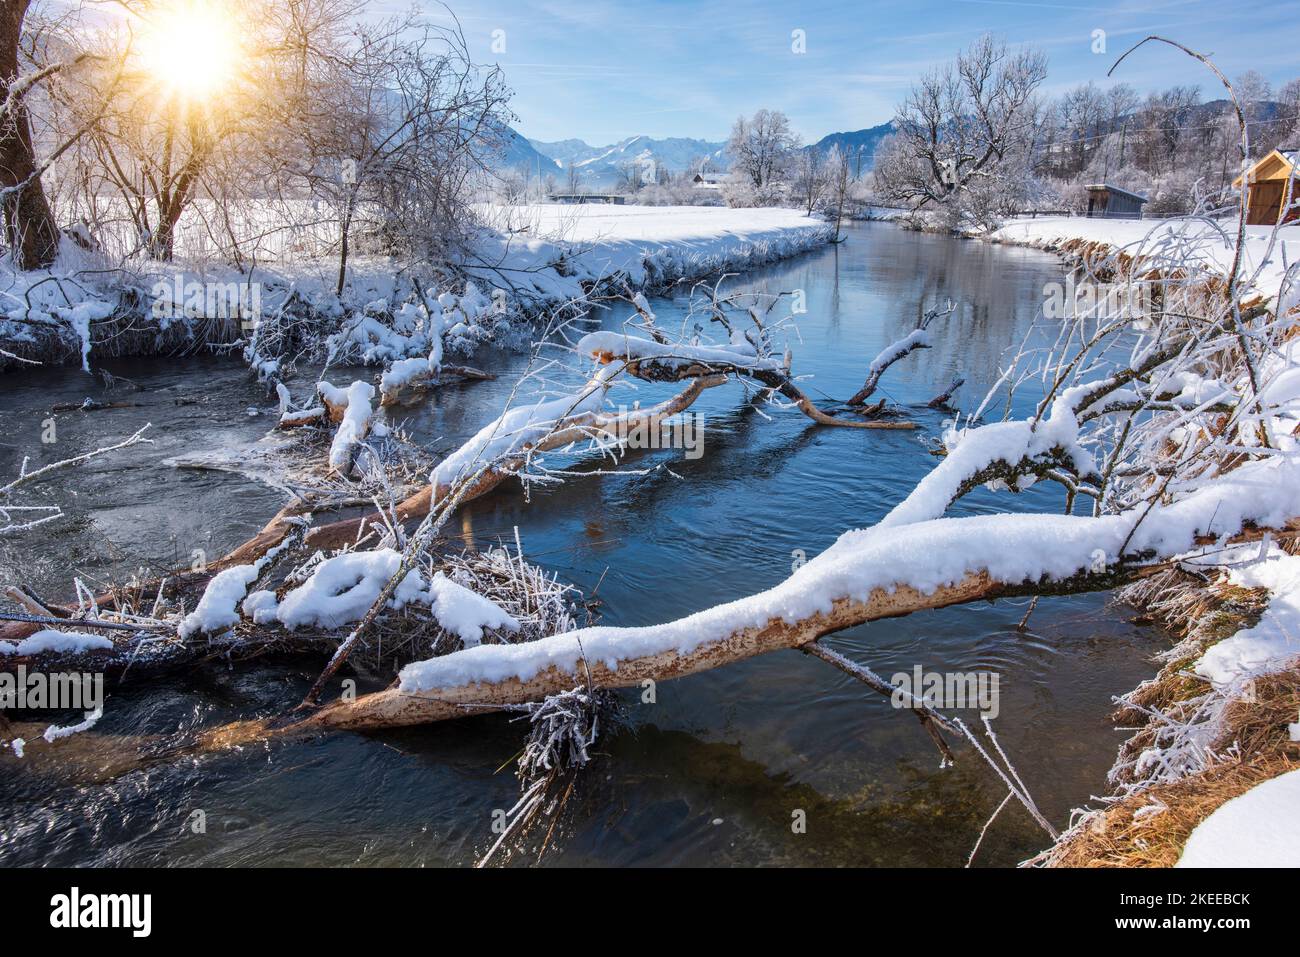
left=0, top=425, right=151, bottom=536
left=847, top=299, right=954, bottom=406
left=0, top=424, right=151, bottom=497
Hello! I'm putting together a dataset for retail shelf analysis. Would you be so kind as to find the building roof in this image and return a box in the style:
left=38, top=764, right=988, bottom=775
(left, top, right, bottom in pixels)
left=1085, top=183, right=1149, bottom=202
left=1233, top=149, right=1298, bottom=187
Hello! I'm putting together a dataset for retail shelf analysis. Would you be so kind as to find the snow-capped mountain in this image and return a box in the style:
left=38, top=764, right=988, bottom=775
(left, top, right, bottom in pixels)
left=527, top=135, right=730, bottom=186
left=486, top=126, right=563, bottom=178
left=485, top=123, right=898, bottom=187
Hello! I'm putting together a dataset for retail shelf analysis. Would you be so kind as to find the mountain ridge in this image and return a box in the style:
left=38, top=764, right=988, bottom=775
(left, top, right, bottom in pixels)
left=490, top=121, right=900, bottom=185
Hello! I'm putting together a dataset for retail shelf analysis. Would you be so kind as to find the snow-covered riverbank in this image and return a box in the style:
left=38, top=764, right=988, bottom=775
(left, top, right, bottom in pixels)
left=468, top=204, right=832, bottom=304
left=986, top=215, right=1300, bottom=305
left=986, top=212, right=1300, bottom=868
left=0, top=205, right=833, bottom=371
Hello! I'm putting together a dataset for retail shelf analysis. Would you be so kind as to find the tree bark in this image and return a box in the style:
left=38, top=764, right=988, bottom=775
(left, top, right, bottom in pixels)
left=294, top=572, right=1005, bottom=735
left=0, top=0, right=60, bottom=271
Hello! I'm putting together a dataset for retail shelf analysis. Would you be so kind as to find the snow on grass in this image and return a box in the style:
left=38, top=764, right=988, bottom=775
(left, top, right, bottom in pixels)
left=470, top=204, right=833, bottom=305
left=988, top=217, right=1299, bottom=303
left=3, top=207, right=829, bottom=372
left=494, top=204, right=826, bottom=246
left=0, top=629, right=114, bottom=657
left=1175, top=768, right=1300, bottom=867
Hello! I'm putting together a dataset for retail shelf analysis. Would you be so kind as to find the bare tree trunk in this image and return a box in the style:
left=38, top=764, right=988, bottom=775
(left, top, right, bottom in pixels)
left=336, top=196, right=355, bottom=297
left=154, top=196, right=184, bottom=261
left=149, top=111, right=206, bottom=261
left=0, top=0, right=60, bottom=270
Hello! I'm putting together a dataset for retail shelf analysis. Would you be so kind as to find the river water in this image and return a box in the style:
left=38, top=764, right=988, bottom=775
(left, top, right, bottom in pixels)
left=0, top=221, right=1163, bottom=867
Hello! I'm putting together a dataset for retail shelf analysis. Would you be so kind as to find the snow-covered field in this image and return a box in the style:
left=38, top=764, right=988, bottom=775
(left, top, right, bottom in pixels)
left=490, top=204, right=822, bottom=244
left=988, top=216, right=1299, bottom=304
left=471, top=204, right=833, bottom=301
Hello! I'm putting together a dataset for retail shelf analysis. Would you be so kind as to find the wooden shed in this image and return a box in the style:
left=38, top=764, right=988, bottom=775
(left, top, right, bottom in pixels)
left=1232, top=149, right=1299, bottom=226
left=548, top=193, right=625, bottom=205
left=1085, top=184, right=1148, bottom=220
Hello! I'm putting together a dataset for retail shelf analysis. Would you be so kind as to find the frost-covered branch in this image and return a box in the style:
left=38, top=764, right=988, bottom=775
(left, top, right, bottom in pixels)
left=0, top=424, right=152, bottom=535
left=846, top=299, right=954, bottom=406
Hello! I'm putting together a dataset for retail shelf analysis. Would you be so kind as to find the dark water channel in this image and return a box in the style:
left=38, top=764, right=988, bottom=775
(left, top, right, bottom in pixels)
left=0, top=222, right=1162, bottom=866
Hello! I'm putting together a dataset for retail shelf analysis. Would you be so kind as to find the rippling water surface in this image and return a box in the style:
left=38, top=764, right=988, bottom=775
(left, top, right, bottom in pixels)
left=0, top=222, right=1163, bottom=866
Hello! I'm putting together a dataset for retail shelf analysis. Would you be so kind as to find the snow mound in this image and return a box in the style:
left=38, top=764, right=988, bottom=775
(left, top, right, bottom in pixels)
left=1196, top=545, right=1300, bottom=690
left=0, top=629, right=114, bottom=657
left=178, top=564, right=261, bottom=639
left=276, top=550, right=426, bottom=630
left=1176, top=769, right=1300, bottom=867
left=426, top=572, right=519, bottom=647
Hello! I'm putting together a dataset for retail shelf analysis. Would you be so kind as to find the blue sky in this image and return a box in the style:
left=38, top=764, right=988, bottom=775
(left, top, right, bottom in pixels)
left=398, top=0, right=1300, bottom=146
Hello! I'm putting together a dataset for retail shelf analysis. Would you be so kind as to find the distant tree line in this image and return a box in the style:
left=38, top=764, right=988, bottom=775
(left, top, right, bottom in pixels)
left=688, top=36, right=1300, bottom=228
left=871, top=35, right=1300, bottom=227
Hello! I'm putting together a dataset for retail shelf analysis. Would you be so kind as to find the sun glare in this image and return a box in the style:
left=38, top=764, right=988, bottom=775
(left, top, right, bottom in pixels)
left=138, top=1, right=242, bottom=102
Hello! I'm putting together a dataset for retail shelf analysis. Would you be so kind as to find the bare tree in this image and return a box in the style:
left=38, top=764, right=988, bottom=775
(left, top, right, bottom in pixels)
left=877, top=35, right=1047, bottom=214
left=725, top=108, right=799, bottom=204
left=1234, top=69, right=1272, bottom=156
left=52, top=0, right=289, bottom=261
left=793, top=146, right=824, bottom=215
left=823, top=143, right=851, bottom=239
left=284, top=13, right=510, bottom=295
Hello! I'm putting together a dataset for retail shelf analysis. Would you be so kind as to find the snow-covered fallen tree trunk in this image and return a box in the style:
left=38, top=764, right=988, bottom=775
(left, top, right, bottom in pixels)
left=293, top=567, right=1004, bottom=734
left=193, top=447, right=1300, bottom=744
left=379, top=362, right=494, bottom=406
left=303, top=370, right=727, bottom=553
